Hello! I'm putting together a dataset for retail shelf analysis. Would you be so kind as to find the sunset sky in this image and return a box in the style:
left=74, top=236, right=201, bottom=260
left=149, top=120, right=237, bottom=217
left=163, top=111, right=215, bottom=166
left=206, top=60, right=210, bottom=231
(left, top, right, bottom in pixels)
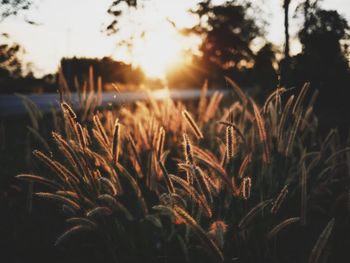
left=2, top=0, right=350, bottom=77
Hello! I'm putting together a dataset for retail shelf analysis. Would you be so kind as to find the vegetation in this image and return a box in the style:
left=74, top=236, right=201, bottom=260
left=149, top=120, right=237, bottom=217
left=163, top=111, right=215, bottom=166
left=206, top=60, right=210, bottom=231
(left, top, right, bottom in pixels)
left=16, top=76, right=350, bottom=262
left=106, top=0, right=350, bottom=131
left=60, top=57, right=145, bottom=89
left=0, top=33, right=23, bottom=78
left=1, top=1, right=350, bottom=262
left=0, top=0, right=32, bottom=22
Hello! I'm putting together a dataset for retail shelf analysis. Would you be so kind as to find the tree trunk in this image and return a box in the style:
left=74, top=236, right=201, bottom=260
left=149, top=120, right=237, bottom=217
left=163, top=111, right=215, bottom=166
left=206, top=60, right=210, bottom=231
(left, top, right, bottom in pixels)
left=282, top=0, right=291, bottom=86
left=283, top=0, right=291, bottom=60
left=303, top=0, right=311, bottom=54
left=304, top=0, right=310, bottom=29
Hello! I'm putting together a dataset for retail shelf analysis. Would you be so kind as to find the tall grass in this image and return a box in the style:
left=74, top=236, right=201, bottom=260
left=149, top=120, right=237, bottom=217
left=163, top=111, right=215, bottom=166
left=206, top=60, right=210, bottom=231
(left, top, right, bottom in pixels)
left=17, top=75, right=350, bottom=263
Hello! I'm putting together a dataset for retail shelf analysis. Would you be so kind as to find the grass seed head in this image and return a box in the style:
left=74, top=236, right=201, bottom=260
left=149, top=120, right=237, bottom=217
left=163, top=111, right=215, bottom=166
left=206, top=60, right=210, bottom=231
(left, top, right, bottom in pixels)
left=183, top=133, right=194, bottom=165
left=182, top=110, right=203, bottom=139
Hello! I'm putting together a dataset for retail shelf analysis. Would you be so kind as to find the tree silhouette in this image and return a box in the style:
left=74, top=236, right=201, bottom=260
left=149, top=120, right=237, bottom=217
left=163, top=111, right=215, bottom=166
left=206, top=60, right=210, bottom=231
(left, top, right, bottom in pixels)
left=0, top=0, right=32, bottom=22
left=299, top=9, right=349, bottom=59
left=0, top=0, right=32, bottom=81
left=280, top=0, right=291, bottom=86
left=61, top=57, right=145, bottom=89
left=192, top=1, right=261, bottom=70
left=106, top=0, right=138, bottom=34
left=302, top=0, right=312, bottom=33
left=105, top=0, right=265, bottom=87
left=188, top=0, right=262, bottom=85
left=295, top=0, right=321, bottom=29
left=252, top=43, right=278, bottom=96
left=0, top=33, right=23, bottom=80
left=291, top=6, right=350, bottom=132
left=283, top=0, right=291, bottom=61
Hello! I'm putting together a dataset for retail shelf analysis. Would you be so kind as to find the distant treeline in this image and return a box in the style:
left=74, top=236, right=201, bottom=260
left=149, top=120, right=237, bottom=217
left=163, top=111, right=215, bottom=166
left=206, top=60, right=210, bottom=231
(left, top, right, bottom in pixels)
left=61, top=57, right=145, bottom=89
left=0, top=57, right=146, bottom=94
left=1, top=0, right=350, bottom=132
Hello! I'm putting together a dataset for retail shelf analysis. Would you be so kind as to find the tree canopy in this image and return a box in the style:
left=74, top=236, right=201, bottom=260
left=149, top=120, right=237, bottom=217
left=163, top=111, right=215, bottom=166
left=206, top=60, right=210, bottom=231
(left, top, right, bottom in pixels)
left=0, top=0, right=32, bottom=22
left=190, top=0, right=262, bottom=71
left=290, top=4, right=350, bottom=132
left=0, top=0, right=32, bottom=80
left=106, top=0, right=138, bottom=34
left=0, top=33, right=23, bottom=80
left=61, top=57, right=145, bottom=87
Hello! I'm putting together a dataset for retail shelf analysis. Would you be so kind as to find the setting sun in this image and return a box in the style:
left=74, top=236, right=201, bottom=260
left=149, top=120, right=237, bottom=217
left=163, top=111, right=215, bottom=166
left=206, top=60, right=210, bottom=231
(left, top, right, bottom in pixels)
left=3, top=1, right=350, bottom=263
left=111, top=0, right=200, bottom=79
left=131, top=27, right=192, bottom=78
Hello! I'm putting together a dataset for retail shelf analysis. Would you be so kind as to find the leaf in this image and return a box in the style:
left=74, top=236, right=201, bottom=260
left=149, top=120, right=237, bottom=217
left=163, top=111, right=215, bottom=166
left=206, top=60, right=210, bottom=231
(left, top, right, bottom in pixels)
left=86, top=207, right=112, bottom=218
left=98, top=194, right=134, bottom=220
left=238, top=199, right=273, bottom=229
left=36, top=192, right=80, bottom=210
left=16, top=174, right=61, bottom=190
left=309, top=218, right=335, bottom=263
left=66, top=217, right=97, bottom=228
left=55, top=225, right=91, bottom=246
left=144, top=215, right=162, bottom=228
left=267, top=217, right=300, bottom=239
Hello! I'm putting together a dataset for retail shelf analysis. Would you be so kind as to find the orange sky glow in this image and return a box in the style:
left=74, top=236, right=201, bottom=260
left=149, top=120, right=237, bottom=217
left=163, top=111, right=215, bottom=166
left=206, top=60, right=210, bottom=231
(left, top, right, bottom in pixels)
left=1, top=0, right=350, bottom=79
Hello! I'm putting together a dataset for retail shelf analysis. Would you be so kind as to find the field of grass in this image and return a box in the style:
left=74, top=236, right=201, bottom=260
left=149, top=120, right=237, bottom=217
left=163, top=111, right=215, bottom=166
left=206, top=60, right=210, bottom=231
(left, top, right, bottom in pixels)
left=3, top=76, right=350, bottom=263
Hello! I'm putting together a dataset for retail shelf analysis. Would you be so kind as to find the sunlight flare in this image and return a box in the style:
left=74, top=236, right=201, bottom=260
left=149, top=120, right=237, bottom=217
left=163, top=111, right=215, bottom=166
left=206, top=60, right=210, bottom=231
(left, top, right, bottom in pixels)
left=126, top=24, right=199, bottom=79
left=111, top=0, right=200, bottom=79
left=132, top=28, right=186, bottom=78
left=151, top=88, right=171, bottom=100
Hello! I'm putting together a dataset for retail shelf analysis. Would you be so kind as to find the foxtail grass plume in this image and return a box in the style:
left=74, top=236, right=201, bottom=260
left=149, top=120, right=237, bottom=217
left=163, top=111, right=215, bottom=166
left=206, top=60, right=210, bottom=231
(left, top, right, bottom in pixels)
left=183, top=133, right=194, bottom=166
left=61, top=102, right=76, bottom=120
left=226, top=126, right=234, bottom=159
left=156, top=126, right=165, bottom=160
left=241, top=177, right=252, bottom=200
left=112, top=120, right=120, bottom=164
left=182, top=110, right=203, bottom=139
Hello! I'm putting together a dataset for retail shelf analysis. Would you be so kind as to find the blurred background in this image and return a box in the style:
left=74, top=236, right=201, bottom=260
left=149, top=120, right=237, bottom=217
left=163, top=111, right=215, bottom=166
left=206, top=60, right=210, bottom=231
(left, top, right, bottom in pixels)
left=1, top=1, right=350, bottom=263
left=1, top=0, right=350, bottom=131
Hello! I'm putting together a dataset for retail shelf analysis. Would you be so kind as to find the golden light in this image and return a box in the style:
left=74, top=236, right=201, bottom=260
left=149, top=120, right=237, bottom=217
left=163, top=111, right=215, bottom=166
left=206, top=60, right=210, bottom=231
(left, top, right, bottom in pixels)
left=151, top=88, right=171, bottom=100
left=112, top=0, right=201, bottom=80
left=132, top=27, right=189, bottom=78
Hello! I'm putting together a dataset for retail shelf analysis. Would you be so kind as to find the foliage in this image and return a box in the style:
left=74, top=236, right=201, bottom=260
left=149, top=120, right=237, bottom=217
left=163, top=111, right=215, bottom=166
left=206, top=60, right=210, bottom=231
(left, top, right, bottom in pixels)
left=18, top=76, right=350, bottom=262
left=190, top=0, right=262, bottom=72
left=0, top=0, right=32, bottom=22
left=0, top=0, right=33, bottom=82
left=105, top=0, right=269, bottom=89
left=252, top=43, right=278, bottom=96
left=0, top=33, right=23, bottom=79
left=106, top=0, right=138, bottom=34
left=60, top=57, right=145, bottom=88
left=298, top=8, right=349, bottom=73
left=290, top=6, right=350, bottom=131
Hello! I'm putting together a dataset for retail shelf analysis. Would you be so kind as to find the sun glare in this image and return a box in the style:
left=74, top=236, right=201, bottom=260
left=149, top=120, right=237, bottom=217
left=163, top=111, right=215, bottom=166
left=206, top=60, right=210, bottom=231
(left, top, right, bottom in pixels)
left=111, top=0, right=200, bottom=79
left=132, top=27, right=194, bottom=78
left=151, top=88, right=171, bottom=100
